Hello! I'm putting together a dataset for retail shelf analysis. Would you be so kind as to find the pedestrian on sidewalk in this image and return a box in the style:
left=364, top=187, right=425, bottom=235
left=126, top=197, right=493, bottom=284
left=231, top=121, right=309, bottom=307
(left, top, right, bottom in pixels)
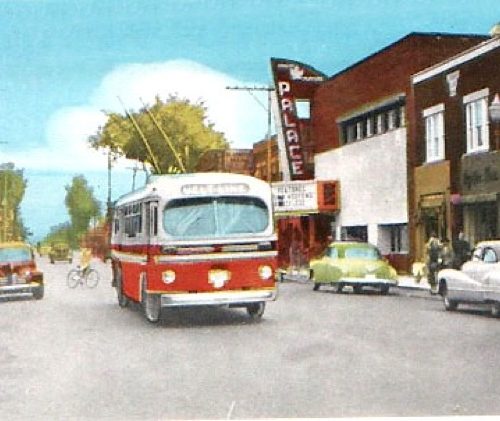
left=452, top=231, right=471, bottom=269
left=425, top=232, right=442, bottom=294
left=441, top=237, right=454, bottom=269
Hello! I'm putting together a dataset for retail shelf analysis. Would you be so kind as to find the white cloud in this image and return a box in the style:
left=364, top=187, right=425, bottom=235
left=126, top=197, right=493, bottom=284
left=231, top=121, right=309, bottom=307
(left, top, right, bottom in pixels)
left=2, top=60, right=270, bottom=171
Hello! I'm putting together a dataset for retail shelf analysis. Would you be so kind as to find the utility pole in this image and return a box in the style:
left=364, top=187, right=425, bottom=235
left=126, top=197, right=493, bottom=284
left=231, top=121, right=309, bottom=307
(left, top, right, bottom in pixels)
left=226, top=85, right=274, bottom=182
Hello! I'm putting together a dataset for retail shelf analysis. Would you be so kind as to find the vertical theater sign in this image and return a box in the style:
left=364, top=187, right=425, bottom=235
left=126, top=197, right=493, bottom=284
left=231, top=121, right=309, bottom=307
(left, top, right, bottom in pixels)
left=270, top=58, right=326, bottom=181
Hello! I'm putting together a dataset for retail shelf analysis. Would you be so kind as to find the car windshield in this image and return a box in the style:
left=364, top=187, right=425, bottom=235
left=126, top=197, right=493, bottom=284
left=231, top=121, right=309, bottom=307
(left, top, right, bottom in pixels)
left=344, top=245, right=381, bottom=260
left=163, top=196, right=269, bottom=238
left=0, top=247, right=32, bottom=263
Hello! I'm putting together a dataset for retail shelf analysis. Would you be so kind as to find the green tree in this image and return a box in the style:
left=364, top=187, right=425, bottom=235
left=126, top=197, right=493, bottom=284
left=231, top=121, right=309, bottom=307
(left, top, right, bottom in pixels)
left=65, top=175, right=101, bottom=243
left=89, top=96, right=229, bottom=173
left=0, top=162, right=28, bottom=241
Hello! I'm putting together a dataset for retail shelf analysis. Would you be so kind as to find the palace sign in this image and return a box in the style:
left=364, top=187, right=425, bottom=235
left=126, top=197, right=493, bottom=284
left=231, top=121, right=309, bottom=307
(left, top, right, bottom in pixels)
left=270, top=58, right=326, bottom=180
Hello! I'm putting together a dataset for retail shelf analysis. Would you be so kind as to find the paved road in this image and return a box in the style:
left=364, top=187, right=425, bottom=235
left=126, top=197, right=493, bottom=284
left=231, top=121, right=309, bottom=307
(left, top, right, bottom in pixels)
left=1, top=256, right=500, bottom=419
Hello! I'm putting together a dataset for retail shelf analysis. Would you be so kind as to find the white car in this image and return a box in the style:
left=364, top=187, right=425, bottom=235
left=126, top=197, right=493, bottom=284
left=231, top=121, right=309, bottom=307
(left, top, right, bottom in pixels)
left=437, top=241, right=500, bottom=316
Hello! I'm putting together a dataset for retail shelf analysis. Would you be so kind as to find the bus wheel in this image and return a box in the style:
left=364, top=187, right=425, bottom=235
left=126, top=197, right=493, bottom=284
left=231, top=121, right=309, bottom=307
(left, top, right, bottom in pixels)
left=115, top=269, right=129, bottom=308
left=247, top=302, right=265, bottom=320
left=142, top=291, right=161, bottom=323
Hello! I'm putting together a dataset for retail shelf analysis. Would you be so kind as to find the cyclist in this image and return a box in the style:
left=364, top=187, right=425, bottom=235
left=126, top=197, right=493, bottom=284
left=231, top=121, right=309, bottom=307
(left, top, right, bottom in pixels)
left=80, top=247, right=92, bottom=276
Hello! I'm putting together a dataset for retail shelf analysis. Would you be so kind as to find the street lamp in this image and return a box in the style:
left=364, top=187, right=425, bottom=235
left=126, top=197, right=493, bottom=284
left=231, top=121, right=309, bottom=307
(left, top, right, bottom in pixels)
left=489, top=93, right=500, bottom=150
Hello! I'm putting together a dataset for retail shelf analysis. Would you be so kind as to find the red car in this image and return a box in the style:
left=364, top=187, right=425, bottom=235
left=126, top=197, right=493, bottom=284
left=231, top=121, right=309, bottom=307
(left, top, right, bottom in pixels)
left=0, top=242, right=44, bottom=300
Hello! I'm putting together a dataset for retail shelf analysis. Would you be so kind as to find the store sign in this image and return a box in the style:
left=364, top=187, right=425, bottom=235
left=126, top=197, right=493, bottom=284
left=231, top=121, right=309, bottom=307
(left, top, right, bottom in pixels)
left=461, top=153, right=500, bottom=195
left=270, top=58, right=326, bottom=180
left=271, top=180, right=340, bottom=215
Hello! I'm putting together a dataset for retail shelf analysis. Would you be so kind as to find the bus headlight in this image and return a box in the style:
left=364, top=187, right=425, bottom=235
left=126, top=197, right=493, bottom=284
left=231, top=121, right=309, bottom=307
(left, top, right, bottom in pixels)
left=162, top=270, right=176, bottom=284
left=258, top=265, right=273, bottom=280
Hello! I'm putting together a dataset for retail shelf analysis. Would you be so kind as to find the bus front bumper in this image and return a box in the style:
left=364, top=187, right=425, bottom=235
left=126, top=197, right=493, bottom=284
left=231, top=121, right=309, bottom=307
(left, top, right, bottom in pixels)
left=159, top=288, right=278, bottom=307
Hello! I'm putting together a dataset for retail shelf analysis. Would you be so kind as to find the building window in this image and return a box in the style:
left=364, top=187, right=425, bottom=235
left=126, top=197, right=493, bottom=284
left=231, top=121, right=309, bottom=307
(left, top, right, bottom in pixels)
left=376, top=114, right=385, bottom=134
left=399, top=105, right=406, bottom=127
left=423, top=103, right=445, bottom=163
left=339, top=100, right=405, bottom=144
left=464, top=89, right=489, bottom=153
left=387, top=109, right=396, bottom=130
left=356, top=121, right=363, bottom=140
left=366, top=116, right=373, bottom=137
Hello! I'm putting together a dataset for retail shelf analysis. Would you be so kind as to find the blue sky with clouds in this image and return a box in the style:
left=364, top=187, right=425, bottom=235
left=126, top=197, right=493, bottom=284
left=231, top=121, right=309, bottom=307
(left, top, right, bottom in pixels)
left=0, top=0, right=498, bottom=240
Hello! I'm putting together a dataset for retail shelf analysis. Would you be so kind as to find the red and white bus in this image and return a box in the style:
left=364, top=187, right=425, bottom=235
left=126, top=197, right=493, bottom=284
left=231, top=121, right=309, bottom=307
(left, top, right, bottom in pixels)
left=110, top=172, right=278, bottom=322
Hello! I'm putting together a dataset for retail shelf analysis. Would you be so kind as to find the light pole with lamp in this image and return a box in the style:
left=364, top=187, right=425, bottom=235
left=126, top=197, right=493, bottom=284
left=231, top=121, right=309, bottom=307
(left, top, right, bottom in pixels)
left=489, top=93, right=500, bottom=151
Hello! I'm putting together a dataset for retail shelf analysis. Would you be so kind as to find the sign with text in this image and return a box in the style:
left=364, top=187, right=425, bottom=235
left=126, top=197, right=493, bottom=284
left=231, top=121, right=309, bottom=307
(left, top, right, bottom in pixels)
left=270, top=58, right=326, bottom=180
left=272, top=180, right=339, bottom=214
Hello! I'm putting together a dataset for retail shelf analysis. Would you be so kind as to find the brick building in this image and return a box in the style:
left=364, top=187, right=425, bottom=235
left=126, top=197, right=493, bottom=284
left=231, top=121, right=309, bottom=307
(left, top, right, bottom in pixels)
left=311, top=32, right=488, bottom=272
left=195, top=148, right=253, bottom=174
left=411, top=34, right=500, bottom=260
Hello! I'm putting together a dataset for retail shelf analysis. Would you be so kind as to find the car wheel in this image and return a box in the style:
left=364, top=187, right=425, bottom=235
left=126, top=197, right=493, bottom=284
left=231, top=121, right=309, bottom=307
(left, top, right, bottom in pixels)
left=85, top=269, right=99, bottom=288
left=33, top=284, right=44, bottom=300
left=67, top=269, right=80, bottom=288
left=491, top=303, right=500, bottom=318
left=380, top=285, right=390, bottom=295
left=247, top=302, right=265, bottom=320
left=115, top=269, right=129, bottom=308
left=442, top=283, right=458, bottom=311
left=313, top=283, right=321, bottom=291
left=336, top=283, right=344, bottom=293
left=353, top=285, right=362, bottom=294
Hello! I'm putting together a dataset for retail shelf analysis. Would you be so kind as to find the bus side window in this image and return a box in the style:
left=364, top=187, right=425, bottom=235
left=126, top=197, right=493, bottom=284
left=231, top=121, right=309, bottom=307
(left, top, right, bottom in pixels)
left=150, top=202, right=158, bottom=237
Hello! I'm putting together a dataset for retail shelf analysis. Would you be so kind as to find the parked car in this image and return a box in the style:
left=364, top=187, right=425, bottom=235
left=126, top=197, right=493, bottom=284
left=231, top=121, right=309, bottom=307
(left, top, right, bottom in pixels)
left=437, top=240, right=500, bottom=316
left=49, top=242, right=72, bottom=264
left=309, top=241, right=398, bottom=294
left=0, top=242, right=44, bottom=300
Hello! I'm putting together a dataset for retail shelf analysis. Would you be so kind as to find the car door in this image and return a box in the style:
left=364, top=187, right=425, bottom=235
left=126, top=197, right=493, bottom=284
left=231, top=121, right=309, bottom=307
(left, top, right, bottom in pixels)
left=458, top=246, right=486, bottom=302
left=480, top=247, right=500, bottom=302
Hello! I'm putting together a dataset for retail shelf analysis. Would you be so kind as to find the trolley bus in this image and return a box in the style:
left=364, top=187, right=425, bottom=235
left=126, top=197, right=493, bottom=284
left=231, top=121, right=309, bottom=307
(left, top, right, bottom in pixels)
left=111, top=172, right=278, bottom=322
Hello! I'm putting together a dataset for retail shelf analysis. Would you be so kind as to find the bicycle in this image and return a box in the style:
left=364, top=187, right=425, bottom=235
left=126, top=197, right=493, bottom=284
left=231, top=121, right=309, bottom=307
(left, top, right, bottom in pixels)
left=67, top=266, right=99, bottom=288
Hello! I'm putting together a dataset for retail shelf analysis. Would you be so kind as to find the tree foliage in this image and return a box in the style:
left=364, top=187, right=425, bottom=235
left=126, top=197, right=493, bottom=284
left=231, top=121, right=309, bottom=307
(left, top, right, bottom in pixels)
left=64, top=175, right=101, bottom=241
left=89, top=96, right=229, bottom=173
left=0, top=162, right=28, bottom=241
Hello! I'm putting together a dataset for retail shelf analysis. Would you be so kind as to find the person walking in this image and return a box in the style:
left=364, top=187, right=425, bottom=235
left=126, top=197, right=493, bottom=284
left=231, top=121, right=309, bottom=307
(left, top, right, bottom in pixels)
left=440, top=237, right=454, bottom=269
left=452, top=231, right=471, bottom=269
left=425, top=232, right=442, bottom=294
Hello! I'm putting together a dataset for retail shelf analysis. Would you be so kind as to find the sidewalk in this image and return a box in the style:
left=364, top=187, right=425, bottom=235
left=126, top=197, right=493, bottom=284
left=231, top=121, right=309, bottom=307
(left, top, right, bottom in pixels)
left=397, top=275, right=431, bottom=291
left=279, top=268, right=433, bottom=292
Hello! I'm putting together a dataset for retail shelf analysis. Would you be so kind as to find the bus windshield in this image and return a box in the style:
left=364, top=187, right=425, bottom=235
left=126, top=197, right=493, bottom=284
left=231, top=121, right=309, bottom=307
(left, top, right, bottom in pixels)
left=163, top=196, right=269, bottom=238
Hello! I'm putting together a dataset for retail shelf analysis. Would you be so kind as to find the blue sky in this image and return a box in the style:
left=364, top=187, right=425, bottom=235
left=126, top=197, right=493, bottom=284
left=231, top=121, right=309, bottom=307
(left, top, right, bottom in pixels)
left=0, top=0, right=498, bottom=240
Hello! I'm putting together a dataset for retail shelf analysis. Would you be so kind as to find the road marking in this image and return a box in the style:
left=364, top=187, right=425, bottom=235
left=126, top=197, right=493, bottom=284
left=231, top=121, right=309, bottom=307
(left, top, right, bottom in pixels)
left=226, top=400, right=236, bottom=419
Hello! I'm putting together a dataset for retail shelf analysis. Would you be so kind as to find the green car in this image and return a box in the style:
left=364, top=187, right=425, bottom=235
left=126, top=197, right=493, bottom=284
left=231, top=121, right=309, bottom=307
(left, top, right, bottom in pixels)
left=309, top=241, right=398, bottom=294
left=49, top=242, right=73, bottom=264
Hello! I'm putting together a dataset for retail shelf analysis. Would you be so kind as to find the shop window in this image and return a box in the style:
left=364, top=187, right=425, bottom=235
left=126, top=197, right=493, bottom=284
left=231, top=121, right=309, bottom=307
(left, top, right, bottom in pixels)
left=464, top=89, right=489, bottom=153
left=342, top=226, right=367, bottom=242
left=423, top=103, right=445, bottom=163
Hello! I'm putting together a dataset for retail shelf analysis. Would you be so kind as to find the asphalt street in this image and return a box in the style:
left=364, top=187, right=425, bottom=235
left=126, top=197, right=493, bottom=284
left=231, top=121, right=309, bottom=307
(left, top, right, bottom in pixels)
left=1, top=256, right=500, bottom=419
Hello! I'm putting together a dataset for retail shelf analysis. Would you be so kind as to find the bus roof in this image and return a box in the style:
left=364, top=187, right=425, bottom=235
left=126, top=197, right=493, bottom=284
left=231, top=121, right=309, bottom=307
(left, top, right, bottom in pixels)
left=114, top=172, right=272, bottom=207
